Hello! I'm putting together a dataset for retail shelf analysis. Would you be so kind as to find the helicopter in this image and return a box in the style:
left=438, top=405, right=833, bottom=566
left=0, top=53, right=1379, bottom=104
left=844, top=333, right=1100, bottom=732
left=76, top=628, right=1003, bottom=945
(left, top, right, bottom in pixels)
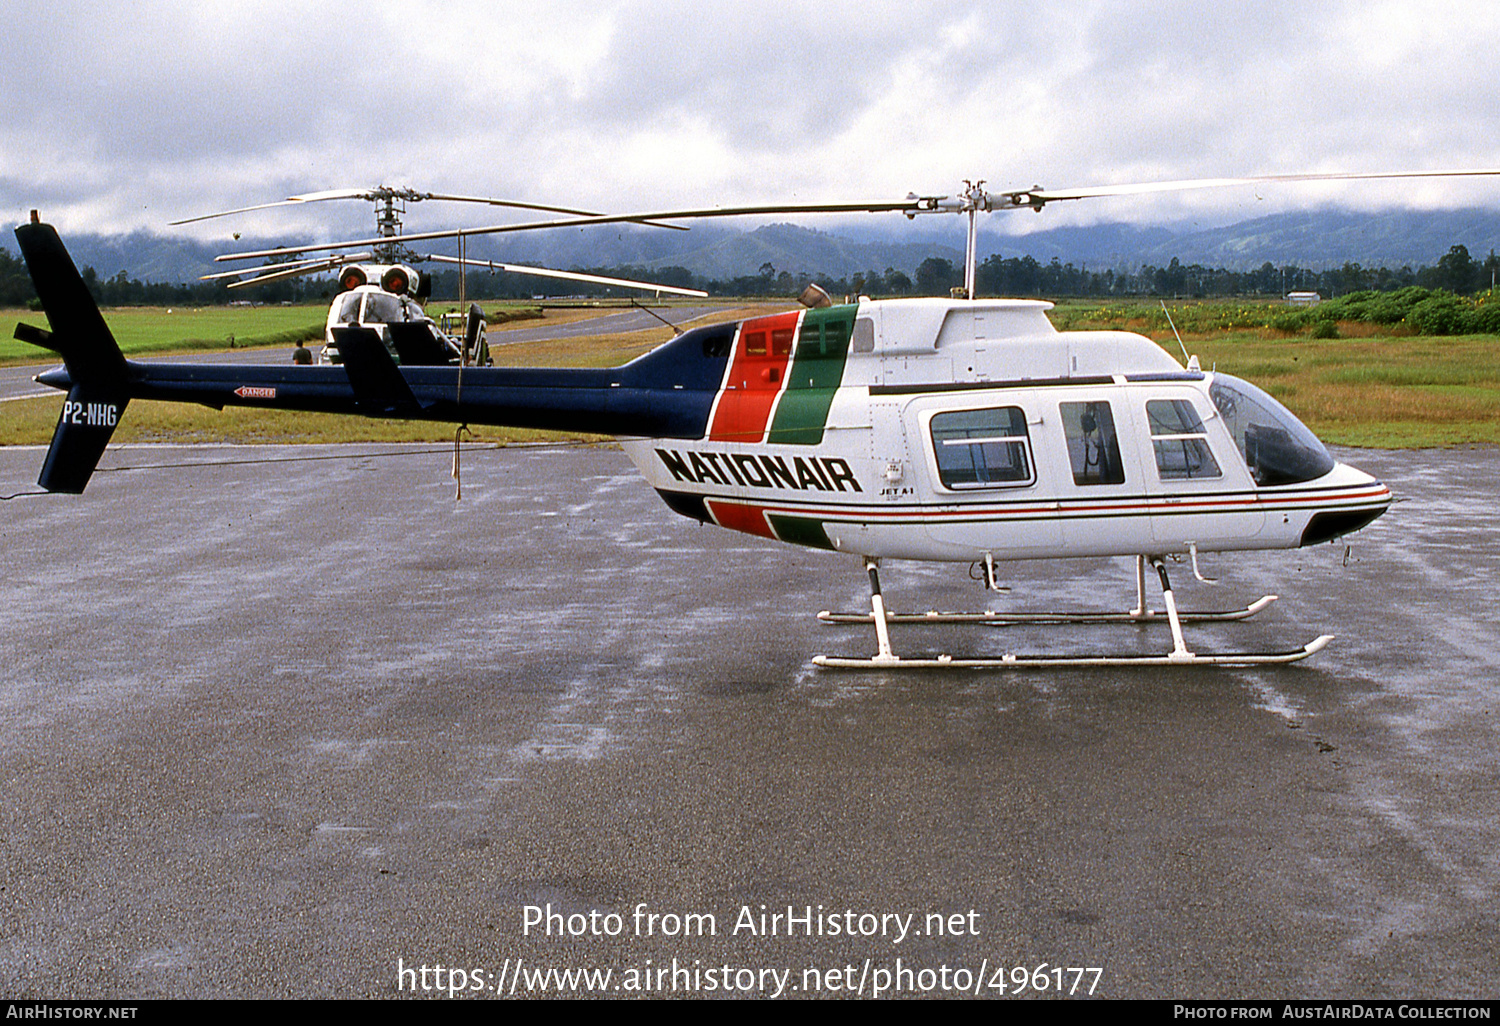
left=14, top=169, right=1499, bottom=668
left=178, top=186, right=708, bottom=368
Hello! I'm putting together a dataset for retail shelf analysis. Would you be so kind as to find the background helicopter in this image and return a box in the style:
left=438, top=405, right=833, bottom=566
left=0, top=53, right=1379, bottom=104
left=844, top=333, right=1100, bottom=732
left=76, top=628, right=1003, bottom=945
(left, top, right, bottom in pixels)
left=16, top=169, right=1500, bottom=668
left=175, top=186, right=708, bottom=368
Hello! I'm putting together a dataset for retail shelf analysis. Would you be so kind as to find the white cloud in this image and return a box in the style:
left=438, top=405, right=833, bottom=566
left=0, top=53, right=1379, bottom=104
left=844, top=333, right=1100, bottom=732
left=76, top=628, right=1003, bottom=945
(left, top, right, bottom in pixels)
left=3, top=0, right=1499, bottom=241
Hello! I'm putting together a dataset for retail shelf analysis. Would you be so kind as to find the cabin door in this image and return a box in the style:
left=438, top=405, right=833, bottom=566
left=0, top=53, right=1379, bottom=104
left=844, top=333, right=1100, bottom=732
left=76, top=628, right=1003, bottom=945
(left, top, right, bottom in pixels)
left=907, top=396, right=1062, bottom=559
left=1140, top=390, right=1264, bottom=548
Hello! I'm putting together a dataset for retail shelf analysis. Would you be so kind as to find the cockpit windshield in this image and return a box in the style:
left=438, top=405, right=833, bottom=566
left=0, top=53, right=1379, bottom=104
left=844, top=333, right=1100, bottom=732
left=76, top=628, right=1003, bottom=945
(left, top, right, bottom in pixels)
left=361, top=292, right=405, bottom=325
left=1209, top=374, right=1335, bottom=486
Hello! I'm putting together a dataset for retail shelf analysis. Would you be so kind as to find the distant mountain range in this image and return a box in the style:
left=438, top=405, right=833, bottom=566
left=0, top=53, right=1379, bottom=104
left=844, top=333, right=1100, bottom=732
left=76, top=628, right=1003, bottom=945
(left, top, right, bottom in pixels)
left=9, top=208, right=1500, bottom=285
left=979, top=208, right=1500, bottom=272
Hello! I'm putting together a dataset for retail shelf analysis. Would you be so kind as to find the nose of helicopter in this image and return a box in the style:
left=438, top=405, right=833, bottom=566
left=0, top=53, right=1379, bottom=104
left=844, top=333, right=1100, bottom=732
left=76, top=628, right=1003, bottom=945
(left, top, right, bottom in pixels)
left=1297, top=459, right=1393, bottom=547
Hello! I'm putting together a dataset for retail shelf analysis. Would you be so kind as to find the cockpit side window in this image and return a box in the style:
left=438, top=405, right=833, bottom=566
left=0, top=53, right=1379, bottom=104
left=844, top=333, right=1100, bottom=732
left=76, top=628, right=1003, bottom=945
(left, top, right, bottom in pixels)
left=1060, top=401, right=1125, bottom=485
left=1209, top=375, right=1335, bottom=486
left=335, top=293, right=361, bottom=324
left=1147, top=399, right=1221, bottom=480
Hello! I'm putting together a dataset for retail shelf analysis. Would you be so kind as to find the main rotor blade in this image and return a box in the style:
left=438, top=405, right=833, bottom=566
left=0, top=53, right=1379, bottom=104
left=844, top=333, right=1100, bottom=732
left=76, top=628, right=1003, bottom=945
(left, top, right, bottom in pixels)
left=169, top=198, right=313, bottom=225
left=223, top=255, right=365, bottom=289
left=197, top=253, right=372, bottom=282
left=1019, top=168, right=1500, bottom=206
left=285, top=188, right=388, bottom=203
left=417, top=193, right=688, bottom=230
left=169, top=190, right=396, bottom=225
left=422, top=253, right=708, bottom=297
left=211, top=166, right=1500, bottom=262
left=214, top=198, right=933, bottom=262
left=175, top=188, right=688, bottom=231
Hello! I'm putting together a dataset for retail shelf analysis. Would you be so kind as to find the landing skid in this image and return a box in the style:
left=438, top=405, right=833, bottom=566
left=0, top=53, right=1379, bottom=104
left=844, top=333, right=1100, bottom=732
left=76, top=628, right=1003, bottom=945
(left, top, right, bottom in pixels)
left=818, top=594, right=1277, bottom=626
left=813, top=636, right=1332, bottom=669
left=814, top=556, right=1330, bottom=670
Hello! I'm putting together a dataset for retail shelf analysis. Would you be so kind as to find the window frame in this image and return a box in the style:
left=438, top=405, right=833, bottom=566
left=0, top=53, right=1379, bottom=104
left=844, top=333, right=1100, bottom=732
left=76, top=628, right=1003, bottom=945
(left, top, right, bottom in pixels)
left=924, top=405, right=1037, bottom=492
left=1146, top=398, right=1223, bottom=482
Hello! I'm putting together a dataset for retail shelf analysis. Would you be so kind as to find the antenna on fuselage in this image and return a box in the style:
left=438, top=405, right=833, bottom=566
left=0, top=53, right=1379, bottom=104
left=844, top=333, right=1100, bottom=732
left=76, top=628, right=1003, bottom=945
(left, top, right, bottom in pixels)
left=630, top=298, right=685, bottom=336
left=1160, top=300, right=1195, bottom=368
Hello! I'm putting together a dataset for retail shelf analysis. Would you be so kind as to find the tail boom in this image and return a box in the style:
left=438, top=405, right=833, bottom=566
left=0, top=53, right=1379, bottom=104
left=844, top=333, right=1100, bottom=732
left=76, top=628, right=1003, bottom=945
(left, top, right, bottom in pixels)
left=15, top=218, right=730, bottom=492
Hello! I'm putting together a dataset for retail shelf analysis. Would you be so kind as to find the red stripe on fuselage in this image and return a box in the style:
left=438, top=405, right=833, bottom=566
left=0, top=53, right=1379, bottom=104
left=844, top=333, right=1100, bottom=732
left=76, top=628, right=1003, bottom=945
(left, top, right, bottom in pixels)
left=707, top=311, right=801, bottom=443
left=705, top=499, right=776, bottom=538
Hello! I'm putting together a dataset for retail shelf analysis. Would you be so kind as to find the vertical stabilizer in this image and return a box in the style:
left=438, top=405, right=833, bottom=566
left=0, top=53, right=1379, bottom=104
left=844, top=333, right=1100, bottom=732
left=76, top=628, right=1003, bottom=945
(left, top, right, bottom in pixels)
left=14, top=219, right=131, bottom=493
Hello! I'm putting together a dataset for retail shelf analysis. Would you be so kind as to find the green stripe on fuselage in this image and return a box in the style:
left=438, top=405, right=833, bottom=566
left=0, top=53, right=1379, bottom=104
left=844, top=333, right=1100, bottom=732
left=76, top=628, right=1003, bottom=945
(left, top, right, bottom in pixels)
left=766, top=304, right=857, bottom=445
left=767, top=514, right=837, bottom=551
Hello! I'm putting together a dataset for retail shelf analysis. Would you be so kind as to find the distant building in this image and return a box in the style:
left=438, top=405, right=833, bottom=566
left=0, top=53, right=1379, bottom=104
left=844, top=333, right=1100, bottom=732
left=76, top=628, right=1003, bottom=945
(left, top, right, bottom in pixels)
left=1286, top=291, right=1322, bottom=306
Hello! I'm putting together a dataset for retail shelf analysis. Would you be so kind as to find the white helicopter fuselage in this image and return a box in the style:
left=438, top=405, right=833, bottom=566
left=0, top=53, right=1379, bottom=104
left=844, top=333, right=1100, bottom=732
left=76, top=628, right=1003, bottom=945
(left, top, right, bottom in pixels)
left=621, top=297, right=1390, bottom=563
left=14, top=214, right=1391, bottom=666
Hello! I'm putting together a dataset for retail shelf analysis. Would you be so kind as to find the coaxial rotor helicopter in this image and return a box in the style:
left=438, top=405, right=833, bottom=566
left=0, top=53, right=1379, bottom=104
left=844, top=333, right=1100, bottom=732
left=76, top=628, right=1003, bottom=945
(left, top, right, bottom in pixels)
left=16, top=168, right=1500, bottom=668
left=174, top=186, right=707, bottom=368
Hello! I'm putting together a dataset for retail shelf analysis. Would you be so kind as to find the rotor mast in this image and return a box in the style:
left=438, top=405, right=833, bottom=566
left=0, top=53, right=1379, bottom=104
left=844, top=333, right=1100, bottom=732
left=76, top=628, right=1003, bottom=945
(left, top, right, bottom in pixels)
left=909, top=180, right=1050, bottom=300
left=371, top=187, right=418, bottom=264
left=961, top=180, right=983, bottom=299
left=910, top=180, right=995, bottom=300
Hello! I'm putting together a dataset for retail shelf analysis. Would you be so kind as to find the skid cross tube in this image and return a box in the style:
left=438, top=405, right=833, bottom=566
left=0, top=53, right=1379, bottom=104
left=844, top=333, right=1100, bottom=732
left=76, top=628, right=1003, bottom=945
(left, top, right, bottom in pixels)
left=819, top=554, right=1275, bottom=625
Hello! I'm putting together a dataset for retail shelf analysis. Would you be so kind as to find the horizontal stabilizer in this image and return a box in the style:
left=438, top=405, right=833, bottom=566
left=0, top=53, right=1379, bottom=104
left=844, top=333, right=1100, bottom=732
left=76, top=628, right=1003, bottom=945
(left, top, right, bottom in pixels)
left=14, top=322, right=57, bottom=352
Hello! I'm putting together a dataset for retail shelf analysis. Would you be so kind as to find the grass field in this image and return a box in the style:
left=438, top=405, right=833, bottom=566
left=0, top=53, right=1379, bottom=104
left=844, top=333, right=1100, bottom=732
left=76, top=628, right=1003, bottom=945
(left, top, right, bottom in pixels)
left=1048, top=298, right=1500, bottom=447
left=4, top=299, right=1497, bottom=449
left=0, top=304, right=331, bottom=363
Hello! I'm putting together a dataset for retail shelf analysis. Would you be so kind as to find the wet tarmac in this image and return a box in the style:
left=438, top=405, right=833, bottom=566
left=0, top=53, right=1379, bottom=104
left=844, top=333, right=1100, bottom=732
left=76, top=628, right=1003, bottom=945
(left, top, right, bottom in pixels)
left=0, top=442, right=1495, bottom=999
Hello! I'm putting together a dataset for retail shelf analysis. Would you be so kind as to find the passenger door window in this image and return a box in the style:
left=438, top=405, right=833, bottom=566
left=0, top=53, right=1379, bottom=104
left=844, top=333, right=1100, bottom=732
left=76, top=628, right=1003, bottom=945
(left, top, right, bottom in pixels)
left=929, top=407, right=1034, bottom=489
left=1060, top=401, right=1125, bottom=485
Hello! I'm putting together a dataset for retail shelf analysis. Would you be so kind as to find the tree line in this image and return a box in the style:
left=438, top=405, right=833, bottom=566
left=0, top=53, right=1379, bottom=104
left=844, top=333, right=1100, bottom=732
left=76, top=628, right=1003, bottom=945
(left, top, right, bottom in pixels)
left=958, top=244, right=1499, bottom=300
left=416, top=245, right=1500, bottom=302
left=3, top=242, right=1498, bottom=306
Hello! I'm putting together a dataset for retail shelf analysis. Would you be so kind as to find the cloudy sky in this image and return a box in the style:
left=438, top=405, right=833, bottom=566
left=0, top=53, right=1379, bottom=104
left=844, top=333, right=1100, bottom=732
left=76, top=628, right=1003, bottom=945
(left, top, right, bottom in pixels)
left=4, top=0, right=1499, bottom=247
